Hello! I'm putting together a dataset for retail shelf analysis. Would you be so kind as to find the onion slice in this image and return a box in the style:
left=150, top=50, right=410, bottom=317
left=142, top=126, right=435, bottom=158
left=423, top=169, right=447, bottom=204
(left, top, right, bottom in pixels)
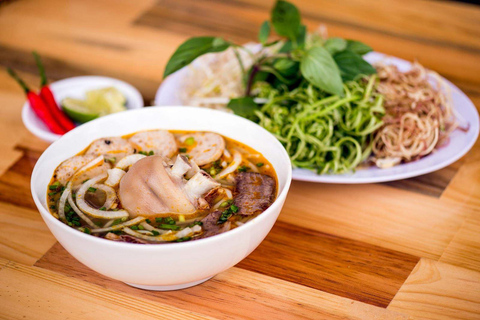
left=215, top=149, right=242, bottom=179
left=139, top=222, right=170, bottom=235
left=76, top=174, right=128, bottom=219
left=105, top=168, right=125, bottom=187
left=115, top=154, right=146, bottom=170
left=67, top=193, right=97, bottom=228
left=123, top=227, right=169, bottom=242
left=93, top=184, right=117, bottom=210
left=91, top=216, right=145, bottom=233
left=58, top=183, right=71, bottom=221
left=70, top=155, right=105, bottom=185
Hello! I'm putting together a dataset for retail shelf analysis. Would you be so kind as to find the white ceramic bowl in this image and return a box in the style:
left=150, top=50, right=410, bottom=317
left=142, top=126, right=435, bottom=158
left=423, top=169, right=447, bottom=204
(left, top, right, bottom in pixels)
left=22, top=76, right=144, bottom=143
left=31, top=106, right=292, bottom=290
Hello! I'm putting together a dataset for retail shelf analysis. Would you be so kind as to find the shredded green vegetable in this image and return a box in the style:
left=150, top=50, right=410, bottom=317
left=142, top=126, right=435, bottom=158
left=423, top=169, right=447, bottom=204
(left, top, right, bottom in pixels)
left=255, top=75, right=385, bottom=174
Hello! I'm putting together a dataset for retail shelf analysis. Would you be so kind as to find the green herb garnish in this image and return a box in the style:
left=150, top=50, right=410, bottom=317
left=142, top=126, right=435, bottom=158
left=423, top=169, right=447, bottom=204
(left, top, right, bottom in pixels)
left=185, top=137, right=195, bottom=146
left=238, top=165, right=248, bottom=172
left=175, top=236, right=192, bottom=242
left=88, top=187, right=97, bottom=193
left=159, top=224, right=180, bottom=231
left=178, top=147, right=187, bottom=153
left=49, top=181, right=61, bottom=190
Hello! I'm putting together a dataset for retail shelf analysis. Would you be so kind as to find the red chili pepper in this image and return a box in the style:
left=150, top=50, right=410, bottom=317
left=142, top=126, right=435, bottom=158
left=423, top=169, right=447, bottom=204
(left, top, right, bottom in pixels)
left=7, top=68, right=66, bottom=135
left=33, top=51, right=76, bottom=132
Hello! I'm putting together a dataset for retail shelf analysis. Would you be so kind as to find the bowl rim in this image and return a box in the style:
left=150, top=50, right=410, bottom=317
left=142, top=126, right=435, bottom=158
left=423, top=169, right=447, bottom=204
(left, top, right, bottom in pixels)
left=31, top=106, right=293, bottom=250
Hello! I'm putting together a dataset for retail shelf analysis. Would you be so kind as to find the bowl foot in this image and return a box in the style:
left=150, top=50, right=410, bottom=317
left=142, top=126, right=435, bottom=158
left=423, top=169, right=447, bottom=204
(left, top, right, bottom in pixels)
left=124, top=276, right=213, bottom=291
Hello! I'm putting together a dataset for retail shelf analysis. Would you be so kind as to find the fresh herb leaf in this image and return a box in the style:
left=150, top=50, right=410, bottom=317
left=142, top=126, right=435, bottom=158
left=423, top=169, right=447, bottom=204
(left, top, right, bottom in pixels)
left=278, top=40, right=293, bottom=53
left=88, top=187, right=97, bottom=193
left=151, top=230, right=160, bottom=236
left=227, top=97, right=259, bottom=119
left=271, top=0, right=301, bottom=41
left=333, top=50, right=376, bottom=81
left=163, top=36, right=231, bottom=77
left=300, top=46, right=344, bottom=96
left=323, top=37, right=347, bottom=55
left=258, top=21, right=271, bottom=44
left=178, top=147, right=187, bottom=153
left=273, top=58, right=299, bottom=77
left=345, top=40, right=373, bottom=55
left=296, top=24, right=307, bottom=48
left=256, top=162, right=264, bottom=167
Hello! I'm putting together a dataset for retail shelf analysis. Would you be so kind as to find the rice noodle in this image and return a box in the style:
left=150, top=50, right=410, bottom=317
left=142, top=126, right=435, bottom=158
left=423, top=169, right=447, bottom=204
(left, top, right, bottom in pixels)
left=223, top=188, right=233, bottom=199
left=372, top=62, right=458, bottom=166
left=123, top=227, right=169, bottom=242
left=215, top=150, right=242, bottom=179
left=244, top=160, right=259, bottom=173
left=103, top=219, right=115, bottom=228
left=91, top=216, right=145, bottom=233
left=139, top=222, right=170, bottom=235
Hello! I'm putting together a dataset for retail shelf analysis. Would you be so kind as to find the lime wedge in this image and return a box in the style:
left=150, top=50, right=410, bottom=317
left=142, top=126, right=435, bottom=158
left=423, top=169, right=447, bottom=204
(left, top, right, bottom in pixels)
left=86, top=87, right=126, bottom=115
left=62, top=98, right=99, bottom=123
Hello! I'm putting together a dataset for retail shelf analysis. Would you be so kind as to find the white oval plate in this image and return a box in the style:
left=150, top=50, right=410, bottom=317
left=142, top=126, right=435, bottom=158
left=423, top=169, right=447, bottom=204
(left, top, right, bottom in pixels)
left=155, top=52, right=479, bottom=183
left=22, top=76, right=144, bottom=143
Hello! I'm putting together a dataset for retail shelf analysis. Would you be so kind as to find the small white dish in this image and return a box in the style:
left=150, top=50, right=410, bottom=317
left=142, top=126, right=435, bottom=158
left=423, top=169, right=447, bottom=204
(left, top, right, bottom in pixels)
left=31, top=106, right=292, bottom=290
left=155, top=52, right=479, bottom=184
left=22, top=76, right=144, bottom=143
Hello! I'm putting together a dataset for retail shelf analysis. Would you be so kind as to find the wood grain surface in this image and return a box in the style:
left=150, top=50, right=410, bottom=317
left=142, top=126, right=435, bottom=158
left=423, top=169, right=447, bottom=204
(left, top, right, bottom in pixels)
left=0, top=0, right=479, bottom=319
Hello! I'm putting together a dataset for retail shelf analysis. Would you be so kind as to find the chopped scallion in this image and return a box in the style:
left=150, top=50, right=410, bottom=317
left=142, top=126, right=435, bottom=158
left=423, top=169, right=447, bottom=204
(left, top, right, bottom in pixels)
left=185, top=137, right=195, bottom=145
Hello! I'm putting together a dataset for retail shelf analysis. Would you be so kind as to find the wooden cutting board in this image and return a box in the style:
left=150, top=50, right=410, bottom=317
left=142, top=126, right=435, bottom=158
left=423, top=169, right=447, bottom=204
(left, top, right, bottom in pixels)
left=1, top=0, right=480, bottom=319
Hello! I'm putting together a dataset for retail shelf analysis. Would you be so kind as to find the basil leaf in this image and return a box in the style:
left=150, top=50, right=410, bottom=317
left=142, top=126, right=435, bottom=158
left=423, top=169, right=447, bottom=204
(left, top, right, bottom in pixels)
left=296, top=24, right=307, bottom=48
left=324, top=37, right=347, bottom=55
left=258, top=21, right=271, bottom=44
left=278, top=40, right=293, bottom=53
left=271, top=0, right=301, bottom=41
left=163, top=36, right=230, bottom=77
left=345, top=40, right=373, bottom=55
left=334, top=50, right=376, bottom=81
left=273, top=58, right=299, bottom=77
left=228, top=97, right=259, bottom=119
left=300, top=46, right=343, bottom=96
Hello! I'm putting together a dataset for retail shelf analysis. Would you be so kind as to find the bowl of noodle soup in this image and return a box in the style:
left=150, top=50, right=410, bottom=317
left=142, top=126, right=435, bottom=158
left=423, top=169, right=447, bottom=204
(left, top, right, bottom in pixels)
left=31, top=106, right=292, bottom=290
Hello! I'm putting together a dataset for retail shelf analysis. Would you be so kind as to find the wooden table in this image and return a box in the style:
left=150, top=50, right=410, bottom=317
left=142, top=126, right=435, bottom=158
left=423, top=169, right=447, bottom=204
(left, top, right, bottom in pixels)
left=1, top=0, right=479, bottom=319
